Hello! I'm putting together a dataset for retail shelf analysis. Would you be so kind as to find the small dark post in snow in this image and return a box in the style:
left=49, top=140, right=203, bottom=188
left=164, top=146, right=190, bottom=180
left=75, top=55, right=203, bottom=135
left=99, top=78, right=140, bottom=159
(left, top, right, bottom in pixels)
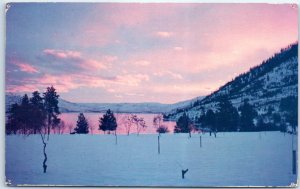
left=115, top=133, right=118, bottom=145
left=158, top=135, right=160, bottom=154
left=200, top=135, right=202, bottom=148
left=182, top=169, right=189, bottom=179
left=292, top=133, right=296, bottom=175
left=293, top=150, right=297, bottom=174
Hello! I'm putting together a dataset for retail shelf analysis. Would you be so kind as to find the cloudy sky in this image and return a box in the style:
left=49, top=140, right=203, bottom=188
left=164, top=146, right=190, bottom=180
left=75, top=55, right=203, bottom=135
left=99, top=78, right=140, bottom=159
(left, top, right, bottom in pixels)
left=6, top=3, right=298, bottom=103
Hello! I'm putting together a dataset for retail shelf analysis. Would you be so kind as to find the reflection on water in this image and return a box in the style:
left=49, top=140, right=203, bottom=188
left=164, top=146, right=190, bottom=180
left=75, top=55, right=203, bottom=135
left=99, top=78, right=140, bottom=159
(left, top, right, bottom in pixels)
left=59, top=113, right=176, bottom=135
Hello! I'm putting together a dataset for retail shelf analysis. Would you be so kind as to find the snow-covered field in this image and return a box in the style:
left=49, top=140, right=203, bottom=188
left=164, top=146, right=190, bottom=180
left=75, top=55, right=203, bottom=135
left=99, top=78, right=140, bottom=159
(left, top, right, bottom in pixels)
left=6, top=132, right=297, bottom=187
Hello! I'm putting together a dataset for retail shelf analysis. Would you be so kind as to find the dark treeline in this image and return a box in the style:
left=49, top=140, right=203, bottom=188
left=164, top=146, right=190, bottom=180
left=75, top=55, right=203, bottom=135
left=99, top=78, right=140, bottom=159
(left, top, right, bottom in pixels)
left=174, top=96, right=297, bottom=134
left=6, top=87, right=60, bottom=136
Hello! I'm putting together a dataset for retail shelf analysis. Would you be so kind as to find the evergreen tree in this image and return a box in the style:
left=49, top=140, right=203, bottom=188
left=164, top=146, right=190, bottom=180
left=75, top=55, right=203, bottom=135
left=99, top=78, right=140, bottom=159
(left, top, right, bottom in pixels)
left=30, top=91, right=46, bottom=134
left=99, top=109, right=118, bottom=134
left=204, top=109, right=217, bottom=132
left=43, top=86, right=60, bottom=139
left=272, top=113, right=281, bottom=127
left=174, top=112, right=193, bottom=137
left=74, top=113, right=89, bottom=134
left=280, top=96, right=297, bottom=133
left=238, top=99, right=257, bottom=131
left=6, top=103, right=21, bottom=135
left=215, top=97, right=239, bottom=131
left=19, top=94, right=32, bottom=134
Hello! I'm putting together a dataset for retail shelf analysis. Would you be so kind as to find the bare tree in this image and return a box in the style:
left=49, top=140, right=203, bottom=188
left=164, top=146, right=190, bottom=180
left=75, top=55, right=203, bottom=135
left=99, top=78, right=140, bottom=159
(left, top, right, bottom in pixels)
left=153, top=114, right=163, bottom=129
left=130, top=114, right=147, bottom=135
left=67, top=124, right=73, bottom=134
left=57, top=120, right=65, bottom=134
left=120, top=114, right=133, bottom=135
left=89, top=123, right=95, bottom=135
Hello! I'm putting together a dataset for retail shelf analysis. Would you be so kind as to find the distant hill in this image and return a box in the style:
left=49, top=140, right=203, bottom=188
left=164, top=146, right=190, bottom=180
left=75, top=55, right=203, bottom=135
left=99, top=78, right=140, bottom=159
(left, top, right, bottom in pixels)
left=5, top=93, right=203, bottom=114
left=164, top=43, right=298, bottom=121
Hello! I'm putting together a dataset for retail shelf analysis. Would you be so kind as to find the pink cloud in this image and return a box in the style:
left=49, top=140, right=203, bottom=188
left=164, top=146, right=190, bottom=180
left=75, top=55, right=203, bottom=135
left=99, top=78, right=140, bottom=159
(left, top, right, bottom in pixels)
left=173, top=46, right=183, bottom=51
left=155, top=31, right=174, bottom=38
left=17, top=63, right=38, bottom=73
left=11, top=59, right=39, bottom=73
left=6, top=84, right=39, bottom=93
left=116, top=74, right=149, bottom=86
left=42, top=49, right=112, bottom=71
left=43, top=49, right=81, bottom=59
left=103, top=55, right=118, bottom=62
left=154, top=71, right=183, bottom=80
left=101, top=4, right=179, bottom=27
left=133, top=60, right=151, bottom=66
left=83, top=59, right=107, bottom=70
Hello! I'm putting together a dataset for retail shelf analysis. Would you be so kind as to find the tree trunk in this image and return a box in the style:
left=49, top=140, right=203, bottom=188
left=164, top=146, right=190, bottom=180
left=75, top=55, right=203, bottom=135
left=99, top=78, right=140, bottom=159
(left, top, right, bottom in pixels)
left=47, top=115, right=51, bottom=141
left=40, top=133, right=48, bottom=173
left=115, top=130, right=118, bottom=145
left=158, top=135, right=160, bottom=154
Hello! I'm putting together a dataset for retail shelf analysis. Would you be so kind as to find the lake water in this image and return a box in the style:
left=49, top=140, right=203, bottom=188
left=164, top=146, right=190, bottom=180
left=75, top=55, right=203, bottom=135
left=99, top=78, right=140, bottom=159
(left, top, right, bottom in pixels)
left=59, top=113, right=176, bottom=135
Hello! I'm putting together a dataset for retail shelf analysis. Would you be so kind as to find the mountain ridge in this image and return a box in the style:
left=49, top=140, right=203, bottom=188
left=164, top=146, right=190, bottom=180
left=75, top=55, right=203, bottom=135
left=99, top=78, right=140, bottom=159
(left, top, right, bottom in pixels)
left=164, top=42, right=298, bottom=121
left=5, top=93, right=203, bottom=113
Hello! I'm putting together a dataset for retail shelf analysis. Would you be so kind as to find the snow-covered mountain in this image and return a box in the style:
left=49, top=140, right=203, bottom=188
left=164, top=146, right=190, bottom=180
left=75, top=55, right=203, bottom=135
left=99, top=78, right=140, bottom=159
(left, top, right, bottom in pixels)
left=164, top=43, right=298, bottom=121
left=57, top=98, right=202, bottom=113
left=5, top=93, right=203, bottom=113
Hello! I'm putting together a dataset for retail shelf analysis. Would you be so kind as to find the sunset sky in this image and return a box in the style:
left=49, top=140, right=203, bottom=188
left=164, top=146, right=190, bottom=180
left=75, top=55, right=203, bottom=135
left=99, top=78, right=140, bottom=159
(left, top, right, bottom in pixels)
left=6, top=3, right=298, bottom=103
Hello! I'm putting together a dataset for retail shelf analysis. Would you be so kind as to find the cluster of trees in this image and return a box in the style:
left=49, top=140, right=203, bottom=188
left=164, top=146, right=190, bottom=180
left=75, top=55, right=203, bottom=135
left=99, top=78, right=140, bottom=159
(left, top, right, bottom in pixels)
left=75, top=113, right=171, bottom=136
left=6, top=86, right=60, bottom=173
left=120, top=114, right=147, bottom=135
left=6, top=87, right=60, bottom=136
left=174, top=96, right=298, bottom=134
left=73, top=109, right=118, bottom=135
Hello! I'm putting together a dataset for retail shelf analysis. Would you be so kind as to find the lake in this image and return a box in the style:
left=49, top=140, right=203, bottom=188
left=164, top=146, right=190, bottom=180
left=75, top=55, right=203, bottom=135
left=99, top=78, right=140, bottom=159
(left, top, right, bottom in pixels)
left=59, top=113, right=176, bottom=135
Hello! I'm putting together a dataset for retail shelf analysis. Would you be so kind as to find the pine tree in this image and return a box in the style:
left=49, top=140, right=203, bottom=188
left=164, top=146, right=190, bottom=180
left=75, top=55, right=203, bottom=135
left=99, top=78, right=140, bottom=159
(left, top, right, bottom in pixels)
left=202, top=109, right=217, bottom=132
left=238, top=99, right=257, bottom=131
left=74, top=113, right=89, bottom=134
left=215, top=97, right=239, bottom=132
left=280, top=96, right=298, bottom=133
left=19, top=94, right=32, bottom=134
left=30, top=91, right=46, bottom=134
left=43, top=86, right=60, bottom=139
left=6, top=103, right=21, bottom=135
left=174, top=112, right=192, bottom=137
left=99, top=109, right=118, bottom=134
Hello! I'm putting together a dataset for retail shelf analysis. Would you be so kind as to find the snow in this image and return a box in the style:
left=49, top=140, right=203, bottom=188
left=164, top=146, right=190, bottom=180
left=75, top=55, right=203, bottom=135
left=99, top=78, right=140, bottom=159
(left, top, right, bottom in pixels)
left=6, top=132, right=297, bottom=187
